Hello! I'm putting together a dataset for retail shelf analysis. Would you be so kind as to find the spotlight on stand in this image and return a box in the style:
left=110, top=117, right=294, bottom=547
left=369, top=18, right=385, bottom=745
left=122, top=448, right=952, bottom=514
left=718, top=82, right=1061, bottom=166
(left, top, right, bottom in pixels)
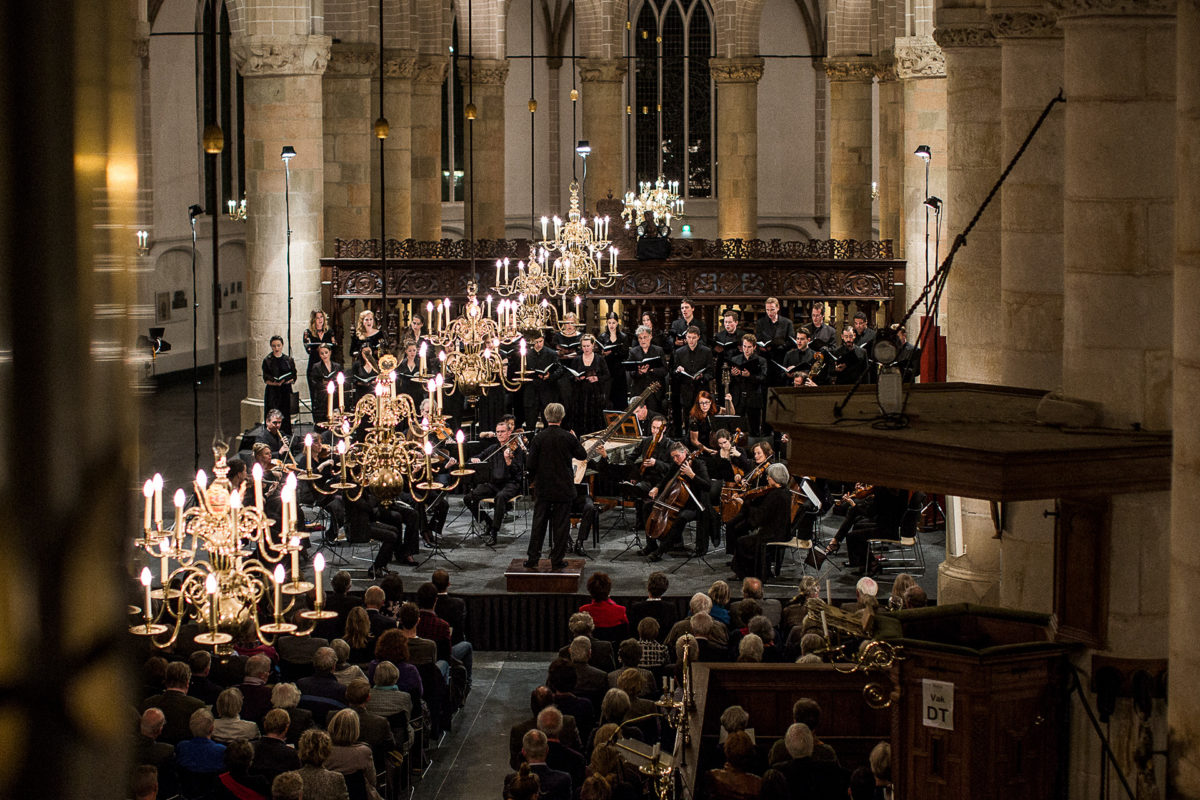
left=924, top=195, right=942, bottom=212
left=914, top=145, right=931, bottom=162
left=281, top=145, right=296, bottom=161
left=575, top=140, right=592, bottom=157
left=137, top=327, right=173, bottom=356
left=188, top=204, right=204, bottom=219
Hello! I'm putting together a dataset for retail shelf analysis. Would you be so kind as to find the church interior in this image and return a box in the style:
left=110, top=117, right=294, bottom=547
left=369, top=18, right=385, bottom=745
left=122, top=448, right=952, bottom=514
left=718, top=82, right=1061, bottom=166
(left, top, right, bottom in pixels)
left=3, top=0, right=1197, bottom=797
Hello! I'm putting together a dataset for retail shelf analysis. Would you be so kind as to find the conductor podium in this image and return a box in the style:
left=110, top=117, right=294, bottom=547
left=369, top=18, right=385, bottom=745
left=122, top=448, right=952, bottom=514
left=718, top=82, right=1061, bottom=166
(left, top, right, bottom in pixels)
left=504, top=557, right=585, bottom=593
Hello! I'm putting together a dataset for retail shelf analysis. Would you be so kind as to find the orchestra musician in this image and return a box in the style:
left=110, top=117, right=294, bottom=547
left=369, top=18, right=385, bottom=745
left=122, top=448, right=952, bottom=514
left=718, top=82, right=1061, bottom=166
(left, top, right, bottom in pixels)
left=671, top=326, right=713, bottom=437
left=727, top=334, right=767, bottom=435
left=625, top=413, right=673, bottom=529
left=463, top=419, right=527, bottom=545
left=256, top=409, right=295, bottom=461
left=637, top=441, right=713, bottom=561
left=708, top=429, right=752, bottom=484
left=567, top=334, right=610, bottom=435
left=523, top=330, right=560, bottom=428
left=262, top=335, right=297, bottom=436
left=525, top=402, right=589, bottom=569
left=826, top=486, right=913, bottom=576
left=626, top=325, right=668, bottom=413
left=722, top=440, right=776, bottom=556
left=597, top=312, right=630, bottom=410
left=732, top=463, right=794, bottom=580
left=686, top=391, right=721, bottom=454
left=307, top=344, right=342, bottom=425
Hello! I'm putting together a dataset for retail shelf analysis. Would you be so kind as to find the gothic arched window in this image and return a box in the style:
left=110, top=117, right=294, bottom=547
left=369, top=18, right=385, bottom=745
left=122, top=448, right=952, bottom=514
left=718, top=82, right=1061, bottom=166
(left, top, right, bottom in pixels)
left=201, top=0, right=245, bottom=213
left=442, top=18, right=466, bottom=202
left=632, top=0, right=713, bottom=198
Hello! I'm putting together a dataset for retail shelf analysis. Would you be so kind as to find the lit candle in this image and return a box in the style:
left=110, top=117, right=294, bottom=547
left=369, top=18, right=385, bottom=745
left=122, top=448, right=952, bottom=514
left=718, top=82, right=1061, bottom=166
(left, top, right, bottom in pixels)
left=520, top=339, right=527, bottom=375
left=486, top=295, right=492, bottom=319
left=504, top=258, right=509, bottom=283
left=195, top=470, right=208, bottom=509
left=435, top=373, right=444, bottom=413
left=304, top=434, right=313, bottom=473
left=337, top=372, right=345, bottom=409
left=153, top=473, right=163, bottom=528
left=826, top=579, right=831, bottom=603
left=142, top=479, right=154, bottom=531
left=173, top=489, right=185, bottom=543
left=273, top=564, right=284, bottom=618
left=206, top=572, right=218, bottom=632
left=326, top=381, right=334, bottom=418
left=290, top=536, right=301, bottom=583
left=141, top=567, right=153, bottom=623
left=389, top=371, right=397, bottom=396
left=419, top=342, right=428, bottom=374
left=562, top=294, right=567, bottom=315
left=424, top=440, right=433, bottom=481
left=229, top=489, right=241, bottom=534
left=314, top=552, right=326, bottom=607
left=454, top=428, right=465, bottom=468
left=374, top=382, right=384, bottom=420
left=426, top=300, right=434, bottom=331
left=496, top=260, right=501, bottom=287
left=160, top=554, right=169, bottom=589
left=541, top=216, right=548, bottom=240
left=252, top=463, right=264, bottom=512
left=285, top=474, right=298, bottom=532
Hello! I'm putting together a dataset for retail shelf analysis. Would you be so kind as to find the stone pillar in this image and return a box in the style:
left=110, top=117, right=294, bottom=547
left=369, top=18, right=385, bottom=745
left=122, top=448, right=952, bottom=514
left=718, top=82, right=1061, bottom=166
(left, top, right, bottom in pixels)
left=1057, top=1, right=1175, bottom=794
left=876, top=60, right=903, bottom=251
left=994, top=10, right=1064, bottom=391
left=825, top=57, right=876, bottom=242
left=710, top=57, right=764, bottom=240
left=1170, top=2, right=1200, bottom=793
left=411, top=54, right=447, bottom=241
left=895, top=35, right=947, bottom=313
left=579, top=58, right=627, bottom=210
left=372, top=50, right=415, bottom=241
left=460, top=58, right=509, bottom=241
left=323, top=43, right=374, bottom=254
left=931, top=16, right=1003, bottom=606
left=232, top=34, right=331, bottom=430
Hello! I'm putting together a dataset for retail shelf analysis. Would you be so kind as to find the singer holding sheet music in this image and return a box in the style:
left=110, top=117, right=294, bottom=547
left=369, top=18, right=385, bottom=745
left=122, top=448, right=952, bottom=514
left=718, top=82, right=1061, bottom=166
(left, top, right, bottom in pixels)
left=626, top=325, right=668, bottom=413
left=567, top=334, right=610, bottom=435
left=262, top=335, right=297, bottom=435
left=671, top=326, right=712, bottom=437
left=727, top=334, right=767, bottom=435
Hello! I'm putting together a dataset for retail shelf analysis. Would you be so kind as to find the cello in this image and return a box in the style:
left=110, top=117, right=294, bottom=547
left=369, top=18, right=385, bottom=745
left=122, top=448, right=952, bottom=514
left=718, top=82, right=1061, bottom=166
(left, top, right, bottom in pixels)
left=646, top=451, right=700, bottom=540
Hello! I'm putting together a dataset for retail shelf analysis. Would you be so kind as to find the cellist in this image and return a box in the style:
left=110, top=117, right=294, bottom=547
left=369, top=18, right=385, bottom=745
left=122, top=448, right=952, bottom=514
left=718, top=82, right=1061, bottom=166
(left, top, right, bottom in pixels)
left=638, top=442, right=713, bottom=562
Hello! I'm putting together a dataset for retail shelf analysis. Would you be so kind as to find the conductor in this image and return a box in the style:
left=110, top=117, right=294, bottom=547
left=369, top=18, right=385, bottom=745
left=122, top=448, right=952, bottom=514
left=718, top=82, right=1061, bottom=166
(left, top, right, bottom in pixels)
left=525, top=402, right=588, bottom=570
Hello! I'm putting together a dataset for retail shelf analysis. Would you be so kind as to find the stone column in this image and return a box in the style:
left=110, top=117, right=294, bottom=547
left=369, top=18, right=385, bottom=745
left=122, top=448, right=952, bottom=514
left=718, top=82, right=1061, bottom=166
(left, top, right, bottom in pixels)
left=895, top=35, right=947, bottom=313
left=460, top=58, right=509, bottom=241
left=410, top=54, right=448, bottom=241
left=323, top=43, right=374, bottom=254
left=372, top=50, right=415, bottom=241
left=994, top=10, right=1064, bottom=391
left=931, top=16, right=1003, bottom=606
left=579, top=58, right=627, bottom=211
left=710, top=57, right=764, bottom=240
left=876, top=59, right=903, bottom=251
left=233, top=34, right=332, bottom=430
left=825, top=57, right=876, bottom=242
left=1057, top=1, right=1175, bottom=793
left=1170, top=2, right=1200, bottom=793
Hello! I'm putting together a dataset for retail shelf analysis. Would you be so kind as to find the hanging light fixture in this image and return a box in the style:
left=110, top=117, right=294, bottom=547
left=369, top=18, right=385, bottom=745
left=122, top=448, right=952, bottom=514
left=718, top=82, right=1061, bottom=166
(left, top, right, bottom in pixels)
left=621, top=175, right=684, bottom=231
left=535, top=181, right=620, bottom=294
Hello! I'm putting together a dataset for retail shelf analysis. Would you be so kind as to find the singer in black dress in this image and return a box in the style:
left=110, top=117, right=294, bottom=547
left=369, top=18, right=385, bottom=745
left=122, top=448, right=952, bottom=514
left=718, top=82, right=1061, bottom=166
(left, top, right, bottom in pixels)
left=567, top=335, right=611, bottom=436
left=597, top=312, right=630, bottom=409
left=307, top=344, right=342, bottom=425
left=262, top=335, right=297, bottom=435
left=303, top=309, right=336, bottom=407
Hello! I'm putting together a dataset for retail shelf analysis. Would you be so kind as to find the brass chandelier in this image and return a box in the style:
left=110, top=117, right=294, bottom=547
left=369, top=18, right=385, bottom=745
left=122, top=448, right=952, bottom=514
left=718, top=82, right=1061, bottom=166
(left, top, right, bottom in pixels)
left=422, top=283, right=530, bottom=402
left=537, top=181, right=619, bottom=293
left=621, top=175, right=684, bottom=231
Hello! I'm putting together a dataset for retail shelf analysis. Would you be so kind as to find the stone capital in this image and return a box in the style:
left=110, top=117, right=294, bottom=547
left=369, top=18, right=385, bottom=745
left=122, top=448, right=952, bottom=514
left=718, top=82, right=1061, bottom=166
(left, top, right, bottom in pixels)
left=991, top=10, right=1063, bottom=38
left=1047, top=0, right=1176, bottom=18
left=232, top=34, right=332, bottom=77
left=709, top=57, right=765, bottom=84
left=457, top=58, right=510, bottom=85
left=824, top=56, right=877, bottom=81
left=933, top=24, right=998, bottom=49
left=326, top=43, right=377, bottom=77
left=875, top=57, right=898, bottom=82
left=578, top=58, right=628, bottom=83
left=413, top=54, right=449, bottom=85
left=894, top=35, right=946, bottom=78
left=384, top=49, right=417, bottom=79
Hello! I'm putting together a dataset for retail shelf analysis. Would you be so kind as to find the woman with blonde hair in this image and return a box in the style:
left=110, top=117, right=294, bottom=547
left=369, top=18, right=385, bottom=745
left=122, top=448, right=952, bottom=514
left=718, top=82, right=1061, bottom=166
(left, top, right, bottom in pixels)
left=296, top=729, right=348, bottom=800
left=324, top=708, right=379, bottom=799
left=342, top=606, right=374, bottom=664
left=350, top=308, right=386, bottom=366
left=708, top=580, right=732, bottom=627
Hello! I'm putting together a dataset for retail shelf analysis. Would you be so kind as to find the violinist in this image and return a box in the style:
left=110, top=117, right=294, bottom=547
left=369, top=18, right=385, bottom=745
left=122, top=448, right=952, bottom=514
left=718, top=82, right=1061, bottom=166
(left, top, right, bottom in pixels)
left=463, top=419, right=526, bottom=545
left=567, top=334, right=610, bottom=435
left=722, top=441, right=775, bottom=556
left=523, top=331, right=560, bottom=428
left=826, top=486, right=913, bottom=576
left=727, top=334, right=767, bottom=435
left=638, top=442, right=713, bottom=562
left=732, top=463, right=794, bottom=580
left=626, top=325, right=668, bottom=413
left=404, top=399, right=452, bottom=545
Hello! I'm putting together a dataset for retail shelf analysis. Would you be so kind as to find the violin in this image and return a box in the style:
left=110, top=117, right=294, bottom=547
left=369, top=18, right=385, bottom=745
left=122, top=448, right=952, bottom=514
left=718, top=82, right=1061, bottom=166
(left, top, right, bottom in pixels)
left=646, top=451, right=700, bottom=540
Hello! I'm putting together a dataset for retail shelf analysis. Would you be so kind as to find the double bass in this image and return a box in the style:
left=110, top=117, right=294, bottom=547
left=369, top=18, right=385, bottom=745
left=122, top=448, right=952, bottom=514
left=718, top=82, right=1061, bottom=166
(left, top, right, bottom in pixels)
left=646, top=451, right=700, bottom=540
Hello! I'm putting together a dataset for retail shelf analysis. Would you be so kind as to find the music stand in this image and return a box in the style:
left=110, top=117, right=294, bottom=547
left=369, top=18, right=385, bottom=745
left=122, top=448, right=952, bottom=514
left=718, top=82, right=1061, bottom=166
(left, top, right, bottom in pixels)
left=711, top=414, right=747, bottom=436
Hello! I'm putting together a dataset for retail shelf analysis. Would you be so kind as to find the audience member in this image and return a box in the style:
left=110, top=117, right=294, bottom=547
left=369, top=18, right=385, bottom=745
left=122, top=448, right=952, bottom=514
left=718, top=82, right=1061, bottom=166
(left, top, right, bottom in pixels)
left=270, top=682, right=314, bottom=746
left=415, top=582, right=453, bottom=664
left=768, top=698, right=839, bottom=766
left=564, top=635, right=610, bottom=705
left=689, top=612, right=726, bottom=662
left=239, top=654, right=276, bottom=724
left=665, top=593, right=729, bottom=650
left=296, top=647, right=347, bottom=704
left=363, top=585, right=398, bottom=638
left=887, top=573, right=917, bottom=611
left=432, top=568, right=474, bottom=689
left=760, top=723, right=848, bottom=800
left=730, top=577, right=782, bottom=628
left=365, top=661, right=414, bottom=720
left=701, top=730, right=761, bottom=800
left=342, top=607, right=376, bottom=664
left=345, top=678, right=395, bottom=769
left=634, top=618, right=669, bottom=668
left=135, top=708, right=177, bottom=799
left=509, top=685, right=583, bottom=769
left=537, top=705, right=586, bottom=793
left=329, top=639, right=368, bottom=685
left=371, top=629, right=423, bottom=706
left=557, top=612, right=617, bottom=672
left=130, top=764, right=158, bottom=800
left=396, top=601, right=438, bottom=666
left=143, top=661, right=206, bottom=745
left=905, top=585, right=928, bottom=609
left=218, top=739, right=272, bottom=799
left=870, top=741, right=892, bottom=799
left=295, top=729, right=349, bottom=800
left=849, top=766, right=876, bottom=800
left=627, top=571, right=679, bottom=637
left=175, top=708, right=227, bottom=776
left=251, top=708, right=301, bottom=782
left=188, top=650, right=224, bottom=705
left=324, top=708, right=378, bottom=798
left=579, top=571, right=629, bottom=637
left=507, top=729, right=571, bottom=800
left=503, top=762, right=541, bottom=800
left=271, top=771, right=304, bottom=800
left=579, top=774, right=614, bottom=800
left=607, top=640, right=655, bottom=696
left=736, top=633, right=763, bottom=663
left=213, top=687, right=261, bottom=743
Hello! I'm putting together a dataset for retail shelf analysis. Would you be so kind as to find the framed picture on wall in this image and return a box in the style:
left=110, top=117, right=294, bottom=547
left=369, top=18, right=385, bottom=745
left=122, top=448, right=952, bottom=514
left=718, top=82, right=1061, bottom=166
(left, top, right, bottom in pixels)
left=155, top=292, right=171, bottom=324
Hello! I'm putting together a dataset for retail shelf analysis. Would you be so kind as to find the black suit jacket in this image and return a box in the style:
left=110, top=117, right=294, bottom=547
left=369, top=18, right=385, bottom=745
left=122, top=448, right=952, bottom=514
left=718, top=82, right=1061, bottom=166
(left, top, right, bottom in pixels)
left=250, top=736, right=301, bottom=781
left=531, top=763, right=573, bottom=800
left=762, top=756, right=849, bottom=800
left=527, top=425, right=588, bottom=503
left=629, top=599, right=680, bottom=640
left=142, top=690, right=206, bottom=745
left=366, top=607, right=398, bottom=638
left=546, top=740, right=586, bottom=795
left=508, top=715, right=582, bottom=769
